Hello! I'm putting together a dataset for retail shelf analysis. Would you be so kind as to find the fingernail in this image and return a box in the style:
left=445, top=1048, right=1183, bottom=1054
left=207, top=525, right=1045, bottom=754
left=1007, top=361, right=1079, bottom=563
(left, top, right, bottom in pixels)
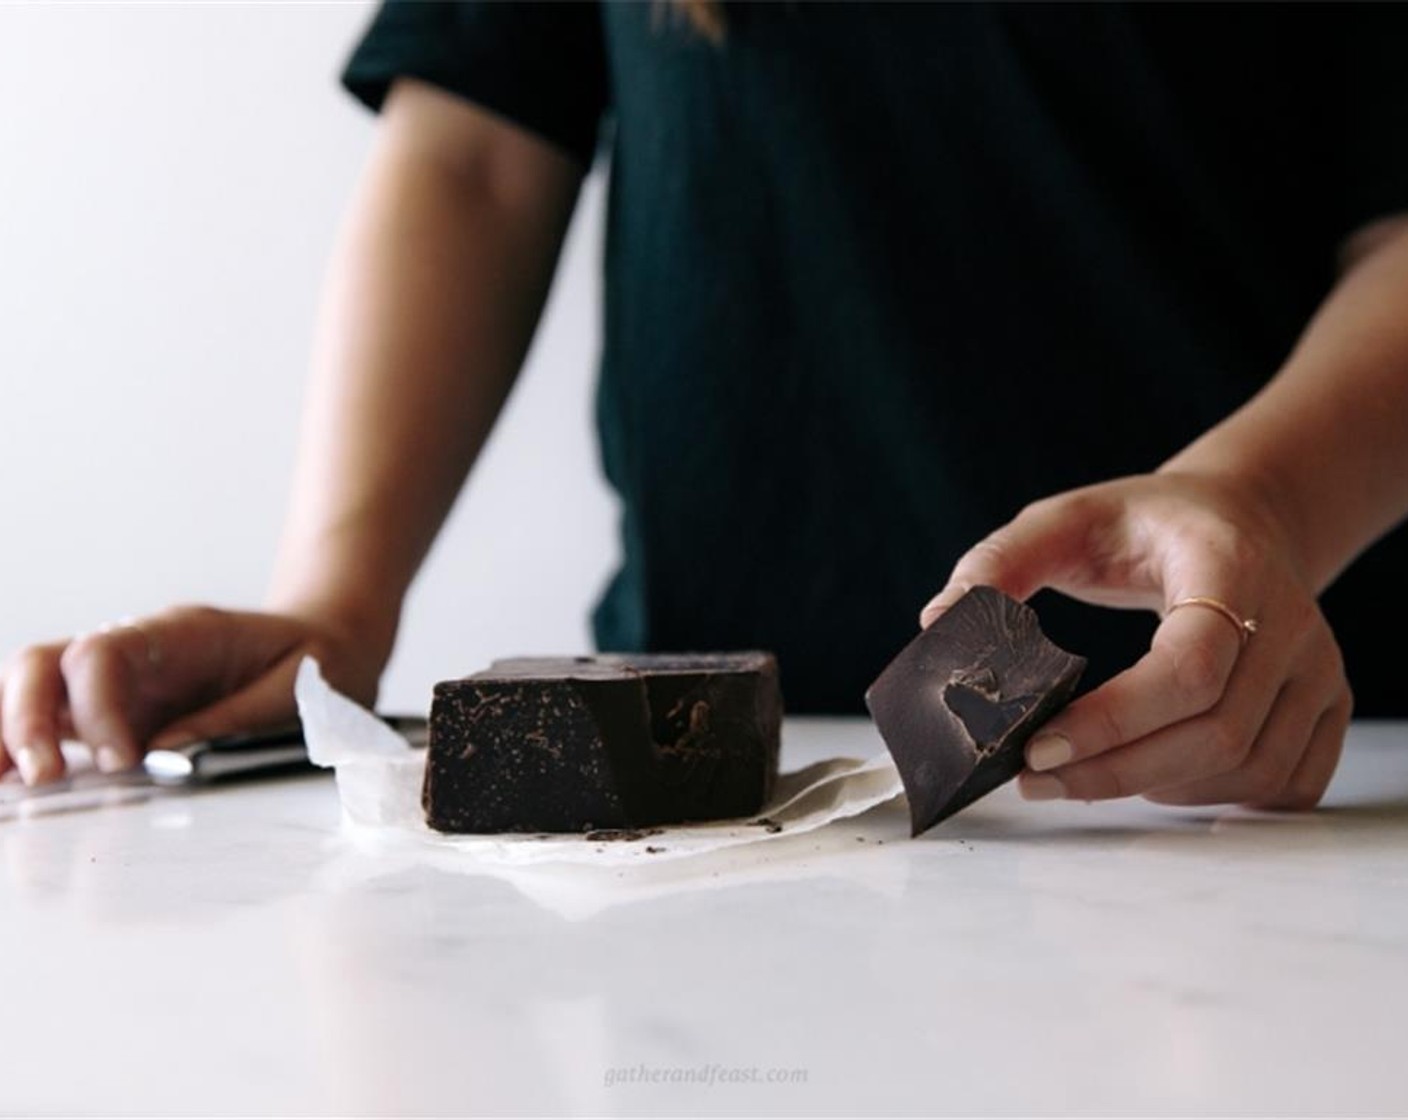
left=95, top=745, right=132, bottom=774
left=1027, top=733, right=1073, bottom=771
left=14, top=745, right=43, bottom=786
left=919, top=584, right=967, bottom=628
left=1020, top=772, right=1066, bottom=801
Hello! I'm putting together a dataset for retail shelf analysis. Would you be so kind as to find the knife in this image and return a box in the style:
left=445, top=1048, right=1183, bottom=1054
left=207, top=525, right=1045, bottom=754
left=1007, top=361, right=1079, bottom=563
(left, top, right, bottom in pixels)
left=0, top=716, right=430, bottom=813
left=142, top=715, right=429, bottom=785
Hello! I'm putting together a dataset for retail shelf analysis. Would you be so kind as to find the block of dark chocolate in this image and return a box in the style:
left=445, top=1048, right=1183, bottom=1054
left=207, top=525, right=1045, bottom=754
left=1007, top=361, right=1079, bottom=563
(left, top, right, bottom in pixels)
left=865, top=586, right=1085, bottom=836
left=424, top=652, right=782, bottom=833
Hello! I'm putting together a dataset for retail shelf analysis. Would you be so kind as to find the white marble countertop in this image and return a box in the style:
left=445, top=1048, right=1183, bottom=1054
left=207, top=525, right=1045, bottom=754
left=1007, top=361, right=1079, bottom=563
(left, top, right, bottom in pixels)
left=1, top=717, right=1405, bottom=1117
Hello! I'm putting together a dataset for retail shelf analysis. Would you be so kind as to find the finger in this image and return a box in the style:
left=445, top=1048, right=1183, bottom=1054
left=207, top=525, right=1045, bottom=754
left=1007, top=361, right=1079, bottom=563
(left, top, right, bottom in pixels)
left=918, top=496, right=1100, bottom=627
left=1025, top=608, right=1289, bottom=800
left=1137, top=679, right=1310, bottom=806
left=1140, top=635, right=1346, bottom=808
left=1019, top=629, right=1283, bottom=802
left=1024, top=601, right=1254, bottom=773
left=59, top=628, right=153, bottom=772
left=147, top=649, right=305, bottom=750
left=1260, top=696, right=1350, bottom=810
left=0, top=644, right=70, bottom=785
left=60, top=605, right=250, bottom=764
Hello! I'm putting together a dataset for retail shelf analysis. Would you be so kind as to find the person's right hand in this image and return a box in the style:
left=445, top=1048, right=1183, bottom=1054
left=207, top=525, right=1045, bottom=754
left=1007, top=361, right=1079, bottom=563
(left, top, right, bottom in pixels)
left=0, top=605, right=387, bottom=786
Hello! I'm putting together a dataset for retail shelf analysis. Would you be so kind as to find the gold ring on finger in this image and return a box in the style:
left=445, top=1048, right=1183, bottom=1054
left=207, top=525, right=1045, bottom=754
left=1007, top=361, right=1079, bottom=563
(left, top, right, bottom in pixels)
left=1164, top=596, right=1258, bottom=648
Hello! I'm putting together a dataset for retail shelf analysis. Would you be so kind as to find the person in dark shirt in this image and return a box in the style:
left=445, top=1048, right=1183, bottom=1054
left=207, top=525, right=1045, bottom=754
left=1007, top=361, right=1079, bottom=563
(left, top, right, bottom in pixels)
left=4, top=2, right=1408, bottom=813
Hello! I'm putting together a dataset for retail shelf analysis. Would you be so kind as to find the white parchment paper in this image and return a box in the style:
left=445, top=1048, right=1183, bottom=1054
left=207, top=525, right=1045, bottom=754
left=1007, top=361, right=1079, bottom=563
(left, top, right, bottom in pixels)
left=295, top=657, right=904, bottom=866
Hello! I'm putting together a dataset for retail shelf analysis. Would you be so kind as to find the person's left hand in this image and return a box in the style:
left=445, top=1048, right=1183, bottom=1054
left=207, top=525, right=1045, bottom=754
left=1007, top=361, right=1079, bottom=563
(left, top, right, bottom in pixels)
left=918, top=471, right=1353, bottom=809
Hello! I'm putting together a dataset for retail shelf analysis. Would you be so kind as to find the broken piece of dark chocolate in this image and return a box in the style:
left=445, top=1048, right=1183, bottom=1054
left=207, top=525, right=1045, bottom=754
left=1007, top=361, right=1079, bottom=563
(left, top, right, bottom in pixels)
left=865, top=586, right=1085, bottom=836
left=424, top=653, right=782, bottom=833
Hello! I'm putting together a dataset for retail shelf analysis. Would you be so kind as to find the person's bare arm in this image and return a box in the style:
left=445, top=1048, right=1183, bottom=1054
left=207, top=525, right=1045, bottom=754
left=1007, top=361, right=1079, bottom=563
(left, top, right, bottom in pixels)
left=1160, top=214, right=1408, bottom=592
left=266, top=77, right=586, bottom=656
left=921, top=214, right=1408, bottom=809
left=0, top=79, right=585, bottom=783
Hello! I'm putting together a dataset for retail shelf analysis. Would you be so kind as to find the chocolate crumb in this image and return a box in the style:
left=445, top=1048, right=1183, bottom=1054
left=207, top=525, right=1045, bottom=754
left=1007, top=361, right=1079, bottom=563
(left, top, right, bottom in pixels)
left=584, top=826, right=665, bottom=842
left=645, top=845, right=664, bottom=854
left=753, top=817, right=783, bottom=834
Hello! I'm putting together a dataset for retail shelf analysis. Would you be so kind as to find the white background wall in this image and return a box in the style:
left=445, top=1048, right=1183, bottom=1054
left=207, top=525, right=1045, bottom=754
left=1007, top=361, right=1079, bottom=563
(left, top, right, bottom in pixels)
left=0, top=2, right=618, bottom=713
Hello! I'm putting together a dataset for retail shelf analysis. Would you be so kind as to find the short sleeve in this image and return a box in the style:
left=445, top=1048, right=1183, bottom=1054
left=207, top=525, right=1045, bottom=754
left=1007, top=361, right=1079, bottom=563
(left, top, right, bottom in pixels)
left=340, top=0, right=609, bottom=168
left=1339, top=5, right=1408, bottom=236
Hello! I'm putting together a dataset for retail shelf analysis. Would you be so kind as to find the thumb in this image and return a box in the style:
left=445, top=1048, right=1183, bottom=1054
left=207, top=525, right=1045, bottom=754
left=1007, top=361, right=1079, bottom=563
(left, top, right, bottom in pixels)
left=146, top=652, right=303, bottom=751
left=918, top=497, right=1092, bottom=629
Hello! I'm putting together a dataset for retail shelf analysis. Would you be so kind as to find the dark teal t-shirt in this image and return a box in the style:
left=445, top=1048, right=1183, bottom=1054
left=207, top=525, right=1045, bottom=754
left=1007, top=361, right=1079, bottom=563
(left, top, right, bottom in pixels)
left=343, top=1, right=1408, bottom=714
